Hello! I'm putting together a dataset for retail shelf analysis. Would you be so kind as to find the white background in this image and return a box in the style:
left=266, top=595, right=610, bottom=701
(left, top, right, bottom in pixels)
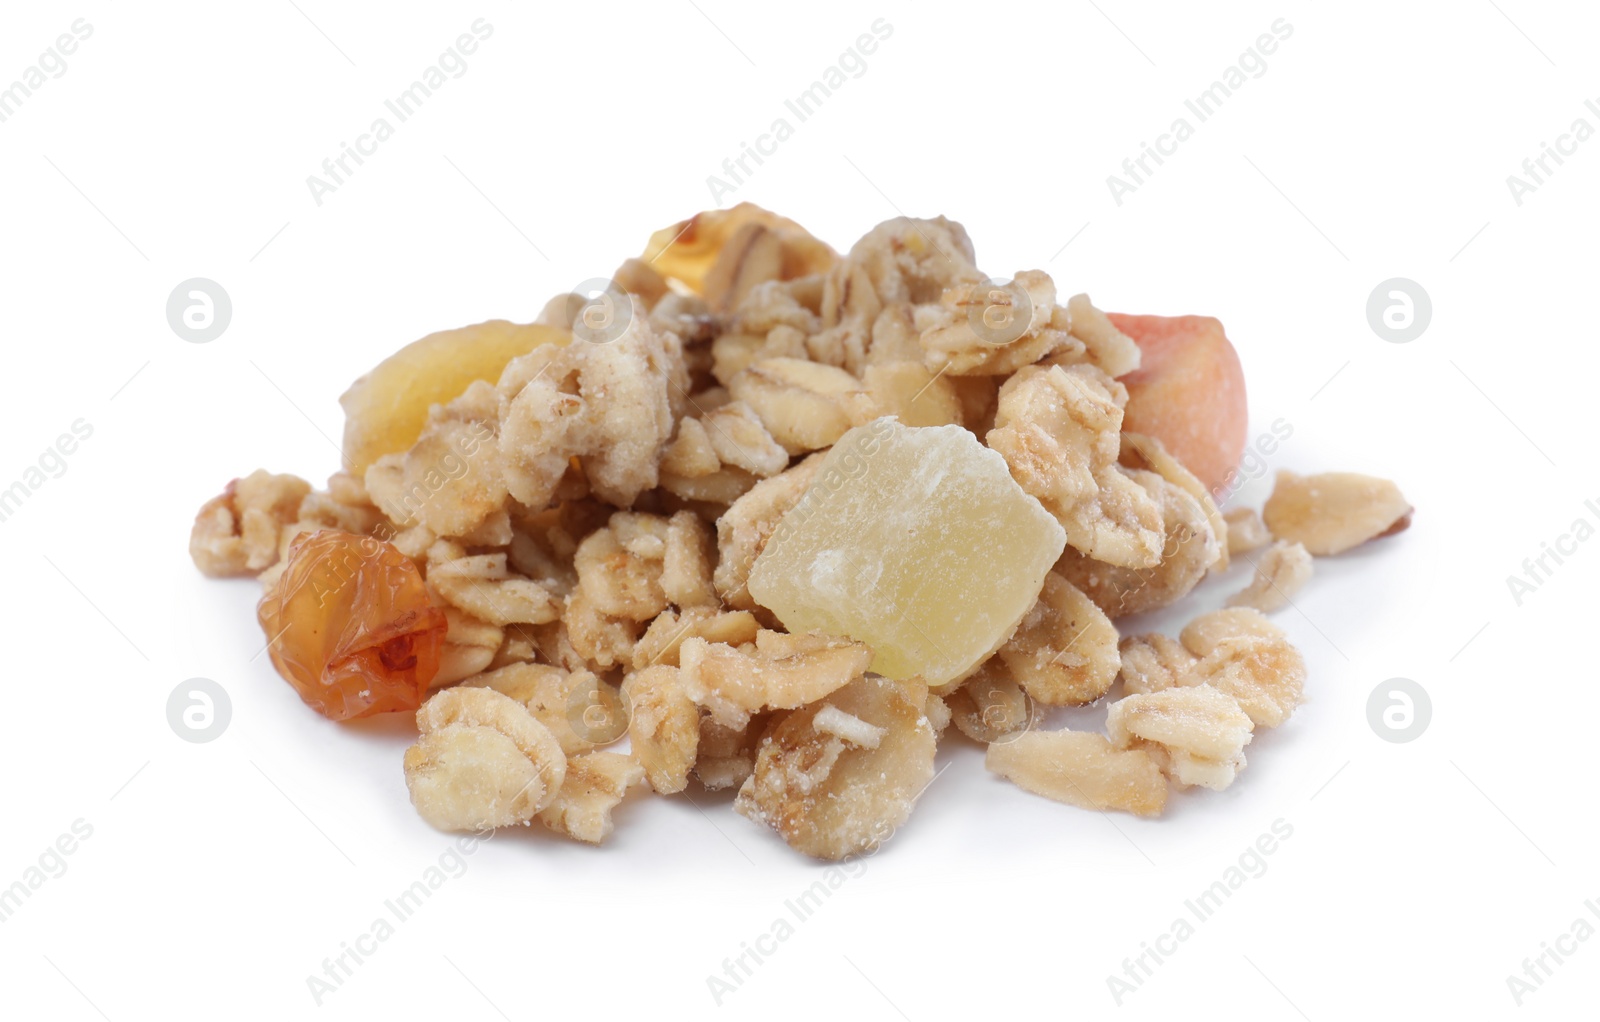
left=1, top=1, right=1595, bottom=1019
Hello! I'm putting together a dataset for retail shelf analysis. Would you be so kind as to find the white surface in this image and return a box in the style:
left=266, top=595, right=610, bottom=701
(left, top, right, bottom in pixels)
left=1, top=2, right=1595, bottom=1019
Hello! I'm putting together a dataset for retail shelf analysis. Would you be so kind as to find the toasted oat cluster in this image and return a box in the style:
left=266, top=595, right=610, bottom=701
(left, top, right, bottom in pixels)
left=189, top=203, right=1411, bottom=859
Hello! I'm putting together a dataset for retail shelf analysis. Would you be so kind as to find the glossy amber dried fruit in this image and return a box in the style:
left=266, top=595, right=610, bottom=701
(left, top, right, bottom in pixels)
left=258, top=530, right=448, bottom=720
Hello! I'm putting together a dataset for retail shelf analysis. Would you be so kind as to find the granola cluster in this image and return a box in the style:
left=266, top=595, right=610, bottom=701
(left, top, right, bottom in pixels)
left=190, top=203, right=1412, bottom=858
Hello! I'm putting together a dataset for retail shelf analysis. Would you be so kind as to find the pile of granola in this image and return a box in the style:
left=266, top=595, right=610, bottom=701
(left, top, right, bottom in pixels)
left=189, top=204, right=1411, bottom=860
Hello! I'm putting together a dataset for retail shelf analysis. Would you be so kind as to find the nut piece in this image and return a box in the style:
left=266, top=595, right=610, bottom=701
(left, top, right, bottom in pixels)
left=987, top=730, right=1166, bottom=817
left=1055, top=468, right=1219, bottom=618
left=987, top=364, right=1164, bottom=568
left=1262, top=470, right=1413, bottom=556
left=537, top=751, right=645, bottom=844
left=679, top=630, right=874, bottom=730
left=623, top=665, right=700, bottom=793
left=735, top=675, right=936, bottom=860
left=404, top=687, right=568, bottom=831
left=1228, top=540, right=1313, bottom=613
left=947, top=663, right=1035, bottom=743
left=1222, top=507, right=1270, bottom=555
left=1116, top=633, right=1197, bottom=695
left=996, top=573, right=1121, bottom=705
left=1107, top=685, right=1254, bottom=791
left=189, top=471, right=311, bottom=577
left=727, top=358, right=877, bottom=455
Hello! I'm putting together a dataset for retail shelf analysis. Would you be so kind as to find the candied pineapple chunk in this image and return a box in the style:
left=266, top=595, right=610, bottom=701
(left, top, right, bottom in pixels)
left=987, top=730, right=1166, bottom=817
left=735, top=675, right=935, bottom=860
left=746, top=419, right=1067, bottom=687
left=339, top=320, right=568, bottom=475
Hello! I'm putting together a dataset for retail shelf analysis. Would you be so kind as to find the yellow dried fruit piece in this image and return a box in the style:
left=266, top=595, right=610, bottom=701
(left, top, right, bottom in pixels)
left=1262, top=470, right=1413, bottom=555
left=747, top=419, right=1066, bottom=687
left=339, top=320, right=568, bottom=476
left=986, top=730, right=1166, bottom=817
left=642, top=203, right=837, bottom=297
left=735, top=675, right=935, bottom=860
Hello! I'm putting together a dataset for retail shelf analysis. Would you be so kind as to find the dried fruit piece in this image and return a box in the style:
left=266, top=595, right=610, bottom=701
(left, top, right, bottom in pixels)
left=623, top=665, right=700, bottom=794
left=1106, top=686, right=1254, bottom=791
left=340, top=320, right=567, bottom=476
left=1224, top=506, right=1272, bottom=554
left=947, top=663, right=1035, bottom=743
left=987, top=730, right=1166, bottom=817
left=995, top=573, right=1120, bottom=705
left=258, top=530, right=448, bottom=720
left=987, top=364, right=1163, bottom=568
left=747, top=419, right=1067, bottom=687
left=1110, top=313, right=1248, bottom=495
left=537, top=751, right=645, bottom=844
left=643, top=203, right=836, bottom=298
left=679, top=630, right=873, bottom=730
left=404, top=687, right=567, bottom=831
left=190, top=471, right=311, bottom=577
left=1228, top=540, right=1313, bottom=612
left=735, top=675, right=935, bottom=860
left=1263, top=470, right=1413, bottom=555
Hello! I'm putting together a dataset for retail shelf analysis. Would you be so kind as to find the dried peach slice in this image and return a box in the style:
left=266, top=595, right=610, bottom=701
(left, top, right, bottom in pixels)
left=1110, top=313, right=1247, bottom=495
left=339, top=320, right=568, bottom=476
